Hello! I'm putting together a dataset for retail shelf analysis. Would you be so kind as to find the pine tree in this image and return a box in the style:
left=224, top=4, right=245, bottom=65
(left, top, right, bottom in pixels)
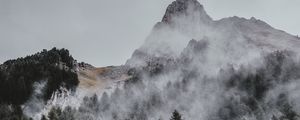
left=170, top=110, right=183, bottom=120
left=48, top=107, right=62, bottom=120
left=41, top=115, right=47, bottom=120
left=100, top=92, right=110, bottom=111
left=61, top=106, right=75, bottom=120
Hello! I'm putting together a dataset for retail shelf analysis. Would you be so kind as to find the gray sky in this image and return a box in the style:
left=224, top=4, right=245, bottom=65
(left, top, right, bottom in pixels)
left=0, top=0, right=299, bottom=67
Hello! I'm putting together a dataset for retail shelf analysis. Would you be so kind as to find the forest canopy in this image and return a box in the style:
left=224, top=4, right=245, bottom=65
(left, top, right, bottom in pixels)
left=0, top=47, right=79, bottom=105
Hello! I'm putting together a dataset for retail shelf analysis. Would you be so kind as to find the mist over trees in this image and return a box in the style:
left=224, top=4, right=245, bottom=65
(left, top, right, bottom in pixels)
left=0, top=48, right=78, bottom=120
left=1, top=0, right=300, bottom=120
left=34, top=49, right=300, bottom=120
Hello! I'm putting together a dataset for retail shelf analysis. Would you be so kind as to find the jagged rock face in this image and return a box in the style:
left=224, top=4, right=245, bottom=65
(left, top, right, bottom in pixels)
left=182, top=39, right=208, bottom=56
left=126, top=49, right=177, bottom=76
left=162, top=0, right=212, bottom=24
left=179, top=39, right=208, bottom=64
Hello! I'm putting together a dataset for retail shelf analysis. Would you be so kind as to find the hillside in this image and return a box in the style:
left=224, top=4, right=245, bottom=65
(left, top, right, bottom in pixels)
left=0, top=48, right=78, bottom=120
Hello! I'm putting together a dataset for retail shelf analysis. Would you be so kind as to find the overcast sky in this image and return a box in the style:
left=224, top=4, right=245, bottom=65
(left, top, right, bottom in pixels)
left=0, top=0, right=299, bottom=67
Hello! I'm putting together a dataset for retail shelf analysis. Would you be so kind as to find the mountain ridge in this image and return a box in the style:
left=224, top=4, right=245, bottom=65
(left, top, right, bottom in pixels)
left=128, top=0, right=300, bottom=69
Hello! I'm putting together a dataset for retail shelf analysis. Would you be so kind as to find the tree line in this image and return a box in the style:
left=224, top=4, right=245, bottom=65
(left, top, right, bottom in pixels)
left=0, top=47, right=79, bottom=120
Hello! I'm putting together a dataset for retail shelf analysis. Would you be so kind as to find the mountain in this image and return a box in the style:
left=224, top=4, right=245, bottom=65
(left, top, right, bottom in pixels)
left=1, top=0, right=300, bottom=120
left=127, top=0, right=300, bottom=69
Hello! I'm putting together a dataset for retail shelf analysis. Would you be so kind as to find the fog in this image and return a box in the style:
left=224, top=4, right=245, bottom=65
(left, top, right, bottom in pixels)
left=22, top=0, right=300, bottom=120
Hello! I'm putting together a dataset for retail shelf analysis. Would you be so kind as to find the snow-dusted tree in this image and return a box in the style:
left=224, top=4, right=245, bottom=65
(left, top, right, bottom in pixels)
left=170, top=110, right=183, bottom=120
left=48, top=107, right=62, bottom=120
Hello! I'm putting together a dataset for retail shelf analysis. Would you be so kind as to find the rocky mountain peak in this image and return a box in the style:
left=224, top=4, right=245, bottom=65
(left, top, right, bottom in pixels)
left=162, top=0, right=212, bottom=23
